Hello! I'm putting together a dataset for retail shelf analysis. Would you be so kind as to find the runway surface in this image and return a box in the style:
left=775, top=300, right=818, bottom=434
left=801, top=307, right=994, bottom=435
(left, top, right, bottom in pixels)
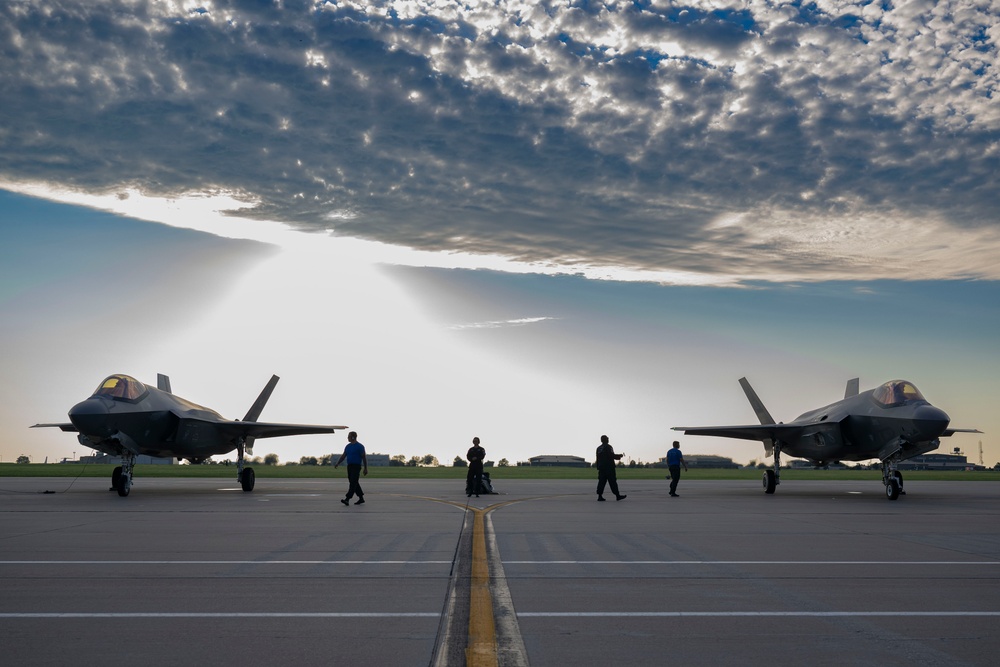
left=1, top=476, right=998, bottom=666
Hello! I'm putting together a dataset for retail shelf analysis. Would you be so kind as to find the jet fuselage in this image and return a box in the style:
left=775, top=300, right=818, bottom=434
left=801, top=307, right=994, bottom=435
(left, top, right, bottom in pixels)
left=780, top=389, right=950, bottom=465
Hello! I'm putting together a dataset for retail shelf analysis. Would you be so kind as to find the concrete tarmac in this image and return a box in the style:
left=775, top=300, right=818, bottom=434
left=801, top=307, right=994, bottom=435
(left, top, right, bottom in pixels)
left=1, top=476, right=998, bottom=666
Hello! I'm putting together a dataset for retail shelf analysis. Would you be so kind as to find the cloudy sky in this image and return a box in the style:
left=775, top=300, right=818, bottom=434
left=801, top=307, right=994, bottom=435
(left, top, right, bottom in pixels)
left=1, top=1, right=997, bottom=469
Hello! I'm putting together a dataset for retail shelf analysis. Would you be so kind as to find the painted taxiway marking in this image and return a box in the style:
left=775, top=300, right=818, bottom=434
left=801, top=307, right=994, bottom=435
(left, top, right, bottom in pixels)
left=518, top=611, right=1000, bottom=618
left=4, top=560, right=996, bottom=566
left=504, top=560, right=1000, bottom=565
left=0, top=560, right=452, bottom=565
left=467, top=508, right=498, bottom=667
left=0, top=612, right=439, bottom=618
left=404, top=494, right=541, bottom=667
left=6, top=611, right=997, bottom=620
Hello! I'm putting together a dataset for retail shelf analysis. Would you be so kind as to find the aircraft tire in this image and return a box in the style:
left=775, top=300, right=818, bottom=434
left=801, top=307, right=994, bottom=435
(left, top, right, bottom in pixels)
left=116, top=474, right=131, bottom=497
left=885, top=478, right=901, bottom=500
left=111, top=466, right=122, bottom=492
left=763, top=469, right=776, bottom=494
left=241, top=467, right=256, bottom=492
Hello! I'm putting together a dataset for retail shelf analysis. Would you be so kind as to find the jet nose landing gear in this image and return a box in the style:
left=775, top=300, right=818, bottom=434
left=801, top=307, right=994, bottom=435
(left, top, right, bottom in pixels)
left=113, top=451, right=137, bottom=497
left=881, top=456, right=905, bottom=501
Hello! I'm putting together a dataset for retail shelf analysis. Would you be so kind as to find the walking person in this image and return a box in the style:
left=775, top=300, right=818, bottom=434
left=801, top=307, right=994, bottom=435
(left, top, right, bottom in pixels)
left=666, top=440, right=688, bottom=497
left=595, top=435, right=626, bottom=501
left=334, top=431, right=368, bottom=505
left=466, top=436, right=486, bottom=497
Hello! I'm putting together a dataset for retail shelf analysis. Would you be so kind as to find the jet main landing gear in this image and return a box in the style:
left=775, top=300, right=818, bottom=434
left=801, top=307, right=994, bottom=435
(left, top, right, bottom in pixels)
left=763, top=442, right=781, bottom=495
left=236, top=439, right=255, bottom=492
left=240, top=467, right=255, bottom=492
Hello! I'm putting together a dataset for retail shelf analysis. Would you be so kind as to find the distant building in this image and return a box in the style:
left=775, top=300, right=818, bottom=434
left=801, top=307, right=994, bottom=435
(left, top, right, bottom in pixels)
left=367, top=453, right=390, bottom=467
left=786, top=459, right=848, bottom=470
left=656, top=454, right=738, bottom=469
left=897, top=453, right=985, bottom=471
left=75, top=453, right=174, bottom=465
left=528, top=455, right=590, bottom=467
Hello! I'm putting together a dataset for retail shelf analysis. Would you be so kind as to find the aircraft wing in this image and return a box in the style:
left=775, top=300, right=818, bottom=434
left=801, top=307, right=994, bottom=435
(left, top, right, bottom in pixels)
left=942, top=428, right=983, bottom=436
left=672, top=422, right=828, bottom=442
left=216, top=421, right=349, bottom=440
left=31, top=423, right=79, bottom=432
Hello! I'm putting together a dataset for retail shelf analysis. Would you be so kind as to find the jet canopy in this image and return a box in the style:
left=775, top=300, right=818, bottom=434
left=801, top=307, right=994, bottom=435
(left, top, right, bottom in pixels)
left=93, top=374, right=147, bottom=401
left=872, top=380, right=926, bottom=407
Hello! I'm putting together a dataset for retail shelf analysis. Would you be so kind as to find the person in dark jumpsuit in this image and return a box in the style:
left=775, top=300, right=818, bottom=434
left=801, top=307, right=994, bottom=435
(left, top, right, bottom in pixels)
left=466, top=436, right=486, bottom=497
left=595, top=434, right=626, bottom=501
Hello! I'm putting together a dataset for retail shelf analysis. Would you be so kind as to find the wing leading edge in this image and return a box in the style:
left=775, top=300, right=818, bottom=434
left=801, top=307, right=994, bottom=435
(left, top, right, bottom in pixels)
left=672, top=421, right=842, bottom=443
left=943, top=428, right=983, bottom=437
left=215, top=420, right=349, bottom=441
left=31, top=423, right=78, bottom=432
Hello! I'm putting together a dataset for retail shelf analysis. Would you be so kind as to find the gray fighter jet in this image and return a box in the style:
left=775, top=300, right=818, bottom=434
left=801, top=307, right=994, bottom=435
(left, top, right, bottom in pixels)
left=33, top=373, right=347, bottom=496
left=673, top=378, right=980, bottom=500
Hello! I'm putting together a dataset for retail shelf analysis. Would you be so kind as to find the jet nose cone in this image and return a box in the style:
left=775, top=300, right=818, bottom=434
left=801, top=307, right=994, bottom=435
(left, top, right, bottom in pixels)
left=68, top=398, right=111, bottom=436
left=913, top=404, right=950, bottom=439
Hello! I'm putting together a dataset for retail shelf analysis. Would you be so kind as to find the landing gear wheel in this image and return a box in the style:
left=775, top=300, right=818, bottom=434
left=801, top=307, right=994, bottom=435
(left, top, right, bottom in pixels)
left=763, top=469, right=776, bottom=494
left=111, top=466, right=122, bottom=491
left=241, top=467, right=255, bottom=492
left=116, top=473, right=131, bottom=497
left=891, top=470, right=905, bottom=495
left=886, top=477, right=901, bottom=500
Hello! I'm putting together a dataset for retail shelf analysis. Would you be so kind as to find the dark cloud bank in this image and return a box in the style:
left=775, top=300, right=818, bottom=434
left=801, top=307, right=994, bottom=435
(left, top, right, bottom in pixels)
left=1, top=1, right=998, bottom=281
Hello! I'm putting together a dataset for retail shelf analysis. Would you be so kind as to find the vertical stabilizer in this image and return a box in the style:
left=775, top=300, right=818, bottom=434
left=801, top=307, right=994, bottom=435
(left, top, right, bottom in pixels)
left=739, top=377, right=775, bottom=457
left=242, top=375, right=280, bottom=455
left=244, top=375, right=279, bottom=422
left=844, top=378, right=859, bottom=399
left=739, top=377, right=775, bottom=425
left=157, top=374, right=172, bottom=394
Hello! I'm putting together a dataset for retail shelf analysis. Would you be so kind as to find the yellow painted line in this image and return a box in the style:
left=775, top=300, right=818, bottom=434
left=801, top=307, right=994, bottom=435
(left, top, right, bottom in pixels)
left=394, top=493, right=555, bottom=666
left=466, top=508, right=499, bottom=667
left=466, top=498, right=546, bottom=666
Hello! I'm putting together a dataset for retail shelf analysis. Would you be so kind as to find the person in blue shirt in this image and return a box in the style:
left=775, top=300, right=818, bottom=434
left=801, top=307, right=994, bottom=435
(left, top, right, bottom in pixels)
left=666, top=440, right=688, bottom=497
left=334, top=431, right=368, bottom=505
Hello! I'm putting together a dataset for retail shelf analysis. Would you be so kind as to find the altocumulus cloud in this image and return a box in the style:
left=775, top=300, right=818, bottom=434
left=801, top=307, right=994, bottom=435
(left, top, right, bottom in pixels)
left=447, top=316, right=557, bottom=330
left=1, top=0, right=998, bottom=282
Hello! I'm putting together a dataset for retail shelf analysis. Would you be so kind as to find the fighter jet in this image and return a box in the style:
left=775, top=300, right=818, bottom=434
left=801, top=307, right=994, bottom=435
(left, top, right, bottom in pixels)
left=33, top=373, right=347, bottom=496
left=673, top=377, right=980, bottom=500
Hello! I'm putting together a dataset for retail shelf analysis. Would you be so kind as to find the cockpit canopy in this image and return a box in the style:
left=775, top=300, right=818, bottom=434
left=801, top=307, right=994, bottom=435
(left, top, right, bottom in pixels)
left=93, top=375, right=148, bottom=401
left=872, top=380, right=925, bottom=407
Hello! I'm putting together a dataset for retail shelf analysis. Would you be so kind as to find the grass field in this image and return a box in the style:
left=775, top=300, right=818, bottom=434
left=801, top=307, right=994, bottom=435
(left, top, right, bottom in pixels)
left=1, top=463, right=998, bottom=482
